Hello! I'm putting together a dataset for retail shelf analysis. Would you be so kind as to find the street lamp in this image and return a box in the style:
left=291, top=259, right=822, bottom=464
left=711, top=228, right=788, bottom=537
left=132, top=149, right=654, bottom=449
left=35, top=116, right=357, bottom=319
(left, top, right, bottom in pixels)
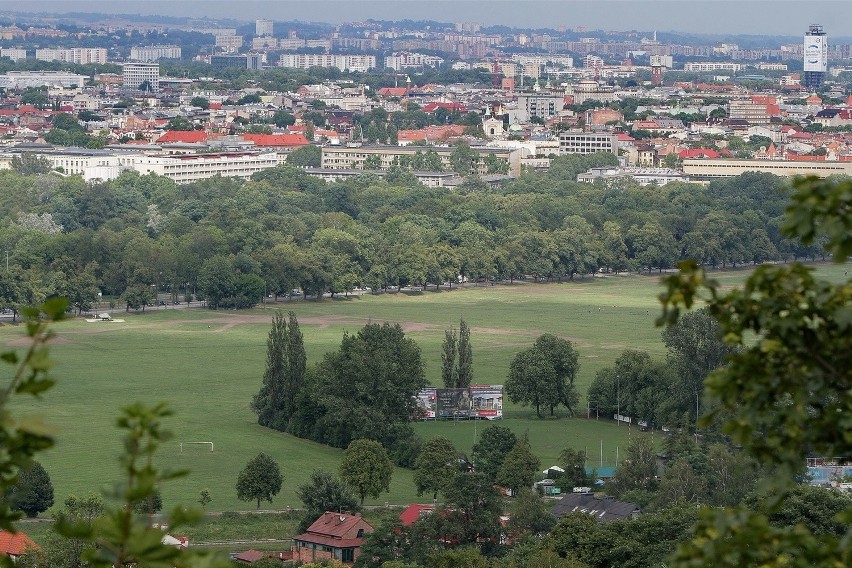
left=616, top=374, right=621, bottom=426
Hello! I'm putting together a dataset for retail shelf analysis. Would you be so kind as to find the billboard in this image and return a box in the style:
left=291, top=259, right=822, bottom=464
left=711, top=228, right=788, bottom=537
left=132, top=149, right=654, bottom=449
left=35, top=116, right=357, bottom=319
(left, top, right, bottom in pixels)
left=416, top=387, right=437, bottom=419
left=417, top=385, right=503, bottom=420
left=804, top=35, right=828, bottom=72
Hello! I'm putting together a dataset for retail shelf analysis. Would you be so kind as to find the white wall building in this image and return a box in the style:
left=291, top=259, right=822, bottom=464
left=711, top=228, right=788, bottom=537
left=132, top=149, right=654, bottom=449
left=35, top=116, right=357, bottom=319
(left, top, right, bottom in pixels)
left=130, top=45, right=182, bottom=61
left=255, top=19, right=274, bottom=37
left=122, top=62, right=160, bottom=91
left=683, top=62, right=743, bottom=72
left=215, top=35, right=244, bottom=52
left=132, top=152, right=280, bottom=183
left=0, top=47, right=27, bottom=61
left=558, top=131, right=619, bottom=155
left=385, top=51, right=444, bottom=71
left=278, top=53, right=376, bottom=72
left=35, top=48, right=107, bottom=64
left=0, top=71, right=87, bottom=89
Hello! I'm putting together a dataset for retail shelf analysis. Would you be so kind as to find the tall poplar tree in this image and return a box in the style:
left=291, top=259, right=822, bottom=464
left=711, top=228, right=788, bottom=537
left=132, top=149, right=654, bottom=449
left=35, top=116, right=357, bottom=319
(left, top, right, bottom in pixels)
left=441, top=329, right=458, bottom=388
left=457, top=318, right=473, bottom=388
left=252, top=311, right=305, bottom=432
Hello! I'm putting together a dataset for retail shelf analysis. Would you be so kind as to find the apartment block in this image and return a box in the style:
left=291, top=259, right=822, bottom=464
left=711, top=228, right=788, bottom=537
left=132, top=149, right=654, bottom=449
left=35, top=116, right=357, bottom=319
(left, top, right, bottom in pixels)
left=130, top=45, right=181, bottom=61
left=558, top=131, right=619, bottom=155
left=683, top=62, right=742, bottom=72
left=278, top=53, right=376, bottom=72
left=122, top=62, right=160, bottom=91
left=36, top=47, right=107, bottom=64
left=0, top=47, right=26, bottom=61
left=320, top=144, right=521, bottom=177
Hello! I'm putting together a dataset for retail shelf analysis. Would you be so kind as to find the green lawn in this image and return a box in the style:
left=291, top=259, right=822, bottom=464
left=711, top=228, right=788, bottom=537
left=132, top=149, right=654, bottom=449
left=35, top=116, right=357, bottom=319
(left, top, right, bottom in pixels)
left=3, top=263, right=847, bottom=513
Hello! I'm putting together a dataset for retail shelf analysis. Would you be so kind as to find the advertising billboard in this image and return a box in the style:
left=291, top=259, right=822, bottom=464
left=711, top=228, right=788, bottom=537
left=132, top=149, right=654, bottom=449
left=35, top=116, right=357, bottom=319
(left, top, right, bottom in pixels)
left=804, top=35, right=828, bottom=72
left=416, top=386, right=437, bottom=419
left=417, top=385, right=503, bottom=420
left=470, top=385, right=503, bottom=419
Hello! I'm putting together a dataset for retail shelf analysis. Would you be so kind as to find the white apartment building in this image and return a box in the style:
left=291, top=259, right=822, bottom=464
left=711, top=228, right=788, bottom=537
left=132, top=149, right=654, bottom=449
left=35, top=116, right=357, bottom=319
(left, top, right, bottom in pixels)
left=517, top=95, right=566, bottom=121
left=130, top=45, right=182, bottom=61
left=0, top=47, right=26, bottom=61
left=215, top=35, right=244, bottom=51
left=255, top=19, right=274, bottom=37
left=122, top=62, right=160, bottom=91
left=132, top=152, right=279, bottom=183
left=278, top=53, right=376, bottom=72
left=558, top=131, right=619, bottom=155
left=385, top=51, right=444, bottom=71
left=35, top=48, right=107, bottom=64
left=683, top=62, right=743, bottom=72
left=0, top=71, right=87, bottom=89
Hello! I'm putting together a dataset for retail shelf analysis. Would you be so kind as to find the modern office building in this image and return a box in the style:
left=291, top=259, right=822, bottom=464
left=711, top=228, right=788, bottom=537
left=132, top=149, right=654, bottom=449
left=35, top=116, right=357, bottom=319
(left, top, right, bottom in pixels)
left=255, top=19, right=274, bottom=37
left=130, top=45, right=182, bottom=61
left=558, top=131, right=619, bottom=155
left=122, top=62, right=160, bottom=91
left=803, top=24, right=828, bottom=89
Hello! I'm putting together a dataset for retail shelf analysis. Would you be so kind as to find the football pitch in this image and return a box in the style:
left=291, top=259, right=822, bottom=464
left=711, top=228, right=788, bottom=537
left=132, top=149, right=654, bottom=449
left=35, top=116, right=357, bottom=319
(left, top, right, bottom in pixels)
left=3, top=263, right=846, bottom=511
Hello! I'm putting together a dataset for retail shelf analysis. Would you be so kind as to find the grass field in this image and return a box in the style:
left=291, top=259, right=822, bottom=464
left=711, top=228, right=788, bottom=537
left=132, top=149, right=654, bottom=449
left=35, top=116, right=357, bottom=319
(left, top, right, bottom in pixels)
left=3, top=263, right=847, bottom=512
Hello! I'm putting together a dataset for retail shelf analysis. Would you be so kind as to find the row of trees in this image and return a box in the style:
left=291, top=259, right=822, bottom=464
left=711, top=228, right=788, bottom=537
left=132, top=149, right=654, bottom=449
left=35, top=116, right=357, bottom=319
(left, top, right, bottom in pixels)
left=0, top=155, right=827, bottom=315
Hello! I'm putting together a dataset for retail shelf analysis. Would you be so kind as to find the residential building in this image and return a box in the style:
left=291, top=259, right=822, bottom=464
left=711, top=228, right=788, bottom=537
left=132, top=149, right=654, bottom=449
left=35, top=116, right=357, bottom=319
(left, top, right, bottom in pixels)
left=558, top=131, right=619, bottom=155
left=321, top=144, right=522, bottom=177
left=35, top=47, right=107, bottom=64
left=292, top=512, right=373, bottom=565
left=130, top=45, right=181, bottom=61
left=728, top=100, right=777, bottom=124
left=551, top=493, right=640, bottom=523
left=255, top=19, right=274, bottom=37
left=0, top=47, right=26, bottom=61
left=683, top=62, right=743, bottom=73
left=278, top=54, right=376, bottom=72
left=385, top=51, right=444, bottom=71
left=131, top=152, right=280, bottom=183
left=122, top=62, right=160, bottom=91
left=517, top=95, right=566, bottom=121
left=0, top=530, right=39, bottom=562
left=215, top=35, right=244, bottom=52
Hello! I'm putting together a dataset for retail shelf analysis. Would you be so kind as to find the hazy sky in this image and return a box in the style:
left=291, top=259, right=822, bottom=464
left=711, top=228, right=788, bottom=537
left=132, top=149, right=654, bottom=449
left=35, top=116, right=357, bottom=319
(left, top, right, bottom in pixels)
left=0, top=1, right=849, bottom=36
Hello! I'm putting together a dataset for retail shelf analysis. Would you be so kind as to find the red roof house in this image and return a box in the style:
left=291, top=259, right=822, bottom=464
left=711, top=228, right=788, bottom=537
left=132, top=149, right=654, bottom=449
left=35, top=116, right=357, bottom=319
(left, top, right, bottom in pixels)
left=399, top=504, right=435, bottom=526
left=292, top=512, right=373, bottom=565
left=241, top=133, right=310, bottom=148
left=0, top=530, right=39, bottom=560
left=156, top=130, right=209, bottom=144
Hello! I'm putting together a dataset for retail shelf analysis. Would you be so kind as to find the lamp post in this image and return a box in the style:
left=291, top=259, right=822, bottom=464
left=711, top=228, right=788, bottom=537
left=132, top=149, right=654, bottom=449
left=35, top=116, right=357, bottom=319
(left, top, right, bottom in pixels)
left=616, top=374, right=621, bottom=426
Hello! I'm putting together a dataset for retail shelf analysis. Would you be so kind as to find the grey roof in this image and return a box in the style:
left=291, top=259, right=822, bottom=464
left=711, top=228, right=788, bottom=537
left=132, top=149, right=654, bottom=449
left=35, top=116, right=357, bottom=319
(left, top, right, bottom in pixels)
left=550, top=493, right=640, bottom=522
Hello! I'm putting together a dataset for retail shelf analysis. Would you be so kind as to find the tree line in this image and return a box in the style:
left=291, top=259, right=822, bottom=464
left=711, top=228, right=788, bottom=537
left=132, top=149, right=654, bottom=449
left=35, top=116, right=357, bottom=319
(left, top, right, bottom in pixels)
left=0, top=153, right=830, bottom=316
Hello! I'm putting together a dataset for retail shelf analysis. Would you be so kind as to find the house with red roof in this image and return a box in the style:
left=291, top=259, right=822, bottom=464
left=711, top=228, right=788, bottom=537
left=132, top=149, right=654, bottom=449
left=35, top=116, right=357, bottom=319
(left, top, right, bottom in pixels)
left=0, top=530, right=39, bottom=561
left=156, top=130, right=209, bottom=144
left=678, top=148, right=721, bottom=160
left=377, top=87, right=408, bottom=98
left=399, top=504, right=435, bottom=526
left=292, top=512, right=373, bottom=565
left=421, top=102, right=468, bottom=114
left=241, top=133, right=310, bottom=148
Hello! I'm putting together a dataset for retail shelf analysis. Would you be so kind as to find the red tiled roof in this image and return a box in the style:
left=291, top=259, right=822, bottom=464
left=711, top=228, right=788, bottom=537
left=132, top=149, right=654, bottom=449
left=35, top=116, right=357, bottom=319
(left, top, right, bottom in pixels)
left=293, top=534, right=365, bottom=548
left=0, top=530, right=39, bottom=556
left=305, top=512, right=368, bottom=539
left=156, top=130, right=208, bottom=143
left=242, top=133, right=309, bottom=147
left=233, top=549, right=266, bottom=563
left=678, top=148, right=721, bottom=159
left=399, top=504, right=434, bottom=526
left=378, top=87, right=408, bottom=97
left=422, top=102, right=468, bottom=113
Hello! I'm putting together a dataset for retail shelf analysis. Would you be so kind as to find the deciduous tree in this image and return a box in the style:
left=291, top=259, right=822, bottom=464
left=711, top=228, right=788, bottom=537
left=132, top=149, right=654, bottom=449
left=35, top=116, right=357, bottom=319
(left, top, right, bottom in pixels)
left=414, top=437, right=458, bottom=500
left=236, top=453, right=283, bottom=509
left=340, top=439, right=392, bottom=505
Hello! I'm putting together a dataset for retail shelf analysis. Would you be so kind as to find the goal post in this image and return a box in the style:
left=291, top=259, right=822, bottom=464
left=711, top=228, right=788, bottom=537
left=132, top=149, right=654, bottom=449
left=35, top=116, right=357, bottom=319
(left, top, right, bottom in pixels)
left=179, top=441, right=214, bottom=453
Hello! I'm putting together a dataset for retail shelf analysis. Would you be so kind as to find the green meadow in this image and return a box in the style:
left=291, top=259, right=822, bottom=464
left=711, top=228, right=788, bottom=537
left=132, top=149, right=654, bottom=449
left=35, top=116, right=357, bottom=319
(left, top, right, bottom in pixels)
left=3, top=263, right=847, bottom=512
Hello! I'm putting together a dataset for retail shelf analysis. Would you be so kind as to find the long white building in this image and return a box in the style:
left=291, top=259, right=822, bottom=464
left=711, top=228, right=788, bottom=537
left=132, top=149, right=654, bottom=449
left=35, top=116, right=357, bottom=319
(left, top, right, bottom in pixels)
left=0, top=47, right=26, bottom=61
left=384, top=51, right=443, bottom=71
left=35, top=48, right=107, bottom=64
left=130, top=45, right=182, bottom=61
left=0, top=71, right=87, bottom=89
left=277, top=53, right=376, bottom=72
left=122, top=62, right=160, bottom=91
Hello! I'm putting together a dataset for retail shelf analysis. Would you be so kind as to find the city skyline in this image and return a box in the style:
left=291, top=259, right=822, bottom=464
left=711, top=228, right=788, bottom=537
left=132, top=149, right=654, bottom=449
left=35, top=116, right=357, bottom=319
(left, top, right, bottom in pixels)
left=0, top=1, right=850, bottom=37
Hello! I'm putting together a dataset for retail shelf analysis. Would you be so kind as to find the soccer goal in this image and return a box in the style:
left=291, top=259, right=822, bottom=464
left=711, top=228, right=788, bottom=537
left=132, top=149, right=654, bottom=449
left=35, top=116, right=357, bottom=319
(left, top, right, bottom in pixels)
left=179, top=441, right=214, bottom=453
